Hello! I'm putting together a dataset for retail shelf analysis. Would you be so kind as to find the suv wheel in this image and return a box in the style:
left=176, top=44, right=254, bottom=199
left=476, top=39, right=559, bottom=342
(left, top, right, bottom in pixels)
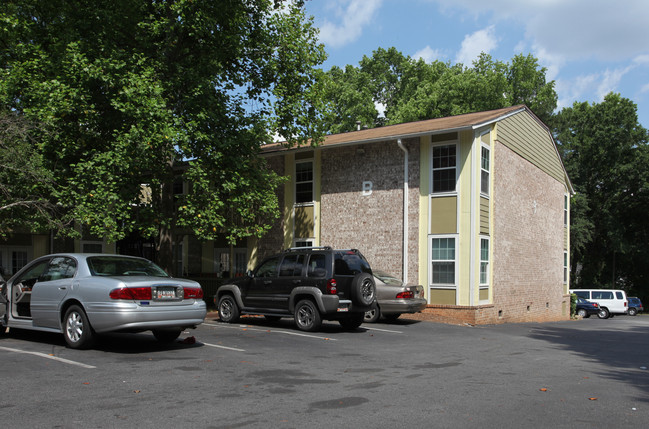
left=351, top=273, right=376, bottom=306
left=218, top=295, right=240, bottom=323
left=339, top=313, right=364, bottom=330
left=628, top=307, right=638, bottom=316
left=294, top=299, right=321, bottom=332
left=597, top=308, right=610, bottom=319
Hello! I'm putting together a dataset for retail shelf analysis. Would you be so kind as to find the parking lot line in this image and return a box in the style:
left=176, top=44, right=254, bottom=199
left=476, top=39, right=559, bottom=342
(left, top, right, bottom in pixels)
left=0, top=346, right=96, bottom=369
left=201, top=342, right=246, bottom=352
left=202, top=322, right=338, bottom=341
left=364, top=326, right=404, bottom=334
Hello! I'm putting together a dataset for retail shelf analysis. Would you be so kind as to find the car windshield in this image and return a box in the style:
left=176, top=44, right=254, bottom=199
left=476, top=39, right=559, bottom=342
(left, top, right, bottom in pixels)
left=373, top=270, right=402, bottom=286
left=87, top=256, right=169, bottom=277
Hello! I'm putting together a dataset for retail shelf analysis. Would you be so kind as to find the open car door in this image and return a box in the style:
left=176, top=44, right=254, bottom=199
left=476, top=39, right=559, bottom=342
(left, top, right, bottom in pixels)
left=0, top=273, right=7, bottom=324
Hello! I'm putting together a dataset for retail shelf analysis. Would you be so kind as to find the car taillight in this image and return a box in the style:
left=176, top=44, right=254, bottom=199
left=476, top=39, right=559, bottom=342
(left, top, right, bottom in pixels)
left=327, top=279, right=337, bottom=294
left=109, top=287, right=152, bottom=300
left=396, top=291, right=414, bottom=299
left=184, top=287, right=203, bottom=299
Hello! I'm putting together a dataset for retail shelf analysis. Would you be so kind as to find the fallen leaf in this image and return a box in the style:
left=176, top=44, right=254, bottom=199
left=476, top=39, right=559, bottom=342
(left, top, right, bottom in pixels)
left=540, top=388, right=547, bottom=392
left=180, top=336, right=196, bottom=344
left=83, top=382, right=90, bottom=385
left=133, top=390, right=141, bottom=394
left=588, top=397, right=597, bottom=401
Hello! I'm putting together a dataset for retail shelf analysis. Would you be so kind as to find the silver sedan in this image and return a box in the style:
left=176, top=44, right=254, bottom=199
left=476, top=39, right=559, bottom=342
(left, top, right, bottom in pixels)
left=364, top=270, right=427, bottom=323
left=0, top=254, right=206, bottom=349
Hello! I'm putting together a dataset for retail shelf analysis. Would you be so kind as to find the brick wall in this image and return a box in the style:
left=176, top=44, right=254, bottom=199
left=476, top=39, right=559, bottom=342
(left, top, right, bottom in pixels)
left=489, top=140, right=569, bottom=323
left=320, top=138, right=421, bottom=284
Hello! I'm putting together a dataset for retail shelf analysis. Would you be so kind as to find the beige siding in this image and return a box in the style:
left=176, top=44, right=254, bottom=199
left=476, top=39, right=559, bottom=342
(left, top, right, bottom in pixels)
left=497, top=112, right=566, bottom=184
left=430, top=196, right=457, bottom=234
left=430, top=289, right=456, bottom=305
left=294, top=205, right=315, bottom=238
left=480, top=197, right=489, bottom=234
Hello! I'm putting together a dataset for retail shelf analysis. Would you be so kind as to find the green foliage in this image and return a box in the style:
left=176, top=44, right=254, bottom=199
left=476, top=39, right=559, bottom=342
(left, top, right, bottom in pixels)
left=554, top=93, right=649, bottom=291
left=322, top=48, right=557, bottom=132
left=0, top=0, right=326, bottom=270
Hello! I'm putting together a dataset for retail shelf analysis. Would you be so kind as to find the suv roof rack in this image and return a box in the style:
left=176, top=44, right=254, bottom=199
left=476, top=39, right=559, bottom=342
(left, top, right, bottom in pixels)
left=284, top=246, right=332, bottom=252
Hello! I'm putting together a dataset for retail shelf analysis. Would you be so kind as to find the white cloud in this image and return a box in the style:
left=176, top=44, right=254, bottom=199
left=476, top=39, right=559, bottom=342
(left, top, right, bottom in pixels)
left=596, top=67, right=633, bottom=100
left=431, top=0, right=649, bottom=62
left=413, top=46, right=444, bottom=63
left=455, top=25, right=498, bottom=65
left=317, top=0, right=383, bottom=48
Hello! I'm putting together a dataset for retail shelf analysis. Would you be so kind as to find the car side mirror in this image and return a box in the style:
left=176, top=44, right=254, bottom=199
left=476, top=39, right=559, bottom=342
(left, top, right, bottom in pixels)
left=246, top=270, right=254, bottom=278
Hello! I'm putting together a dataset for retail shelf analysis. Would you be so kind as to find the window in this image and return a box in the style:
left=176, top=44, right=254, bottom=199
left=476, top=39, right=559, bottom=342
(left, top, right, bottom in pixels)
left=215, top=248, right=248, bottom=278
left=563, top=251, right=568, bottom=284
left=592, top=291, right=613, bottom=300
left=295, top=161, right=313, bottom=203
left=480, top=238, right=489, bottom=285
left=564, top=194, right=569, bottom=227
left=481, top=146, right=490, bottom=196
left=255, top=257, right=280, bottom=278
left=307, top=254, right=326, bottom=277
left=431, top=237, right=456, bottom=285
left=279, top=255, right=305, bottom=277
left=294, top=240, right=313, bottom=248
left=432, top=144, right=457, bottom=193
left=41, top=257, right=77, bottom=281
left=12, top=251, right=28, bottom=275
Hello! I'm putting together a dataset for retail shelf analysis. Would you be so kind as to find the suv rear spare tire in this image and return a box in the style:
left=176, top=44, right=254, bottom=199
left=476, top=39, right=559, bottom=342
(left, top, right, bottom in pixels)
left=351, top=273, right=376, bottom=306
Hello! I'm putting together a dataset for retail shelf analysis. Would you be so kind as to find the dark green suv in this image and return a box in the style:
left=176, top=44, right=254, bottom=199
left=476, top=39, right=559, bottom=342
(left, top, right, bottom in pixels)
left=215, top=247, right=376, bottom=331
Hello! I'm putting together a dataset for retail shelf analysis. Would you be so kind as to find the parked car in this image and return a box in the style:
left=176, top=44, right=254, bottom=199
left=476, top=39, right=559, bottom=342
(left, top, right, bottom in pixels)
left=215, top=247, right=376, bottom=332
left=363, top=270, right=427, bottom=322
left=570, top=289, right=628, bottom=319
left=627, top=297, right=644, bottom=316
left=0, top=254, right=206, bottom=349
left=575, top=297, right=599, bottom=318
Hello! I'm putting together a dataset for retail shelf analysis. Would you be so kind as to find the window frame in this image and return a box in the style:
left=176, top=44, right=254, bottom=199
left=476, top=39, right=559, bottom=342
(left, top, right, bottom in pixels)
left=479, top=236, right=490, bottom=287
left=480, top=144, right=490, bottom=197
left=430, top=141, right=459, bottom=196
left=294, top=160, right=314, bottom=205
left=429, top=234, right=458, bottom=288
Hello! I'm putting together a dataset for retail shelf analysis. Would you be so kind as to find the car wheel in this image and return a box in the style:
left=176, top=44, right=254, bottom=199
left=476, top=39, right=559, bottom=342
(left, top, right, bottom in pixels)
left=577, top=308, right=587, bottom=317
left=63, top=305, right=95, bottom=349
left=628, top=307, right=638, bottom=316
left=294, top=299, right=321, bottom=332
left=597, top=308, right=610, bottom=319
left=152, top=328, right=182, bottom=343
left=364, top=303, right=380, bottom=323
left=384, top=313, right=401, bottom=322
left=351, top=273, right=376, bottom=306
left=339, top=313, right=364, bottom=330
left=218, top=294, right=240, bottom=323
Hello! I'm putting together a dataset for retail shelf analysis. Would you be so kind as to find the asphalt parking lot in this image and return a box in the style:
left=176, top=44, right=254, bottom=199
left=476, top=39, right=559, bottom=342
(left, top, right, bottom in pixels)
left=1, top=314, right=648, bottom=428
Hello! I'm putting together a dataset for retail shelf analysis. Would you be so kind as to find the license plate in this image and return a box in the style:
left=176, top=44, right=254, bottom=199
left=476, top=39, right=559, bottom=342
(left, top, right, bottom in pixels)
left=155, top=287, right=177, bottom=299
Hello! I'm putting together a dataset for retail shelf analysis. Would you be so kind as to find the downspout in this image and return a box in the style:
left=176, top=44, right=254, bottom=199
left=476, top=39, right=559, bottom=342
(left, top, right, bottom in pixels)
left=397, top=139, right=409, bottom=285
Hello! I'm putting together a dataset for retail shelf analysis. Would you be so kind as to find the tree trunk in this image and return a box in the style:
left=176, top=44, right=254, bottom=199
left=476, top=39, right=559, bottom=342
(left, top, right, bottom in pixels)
left=157, top=168, right=176, bottom=275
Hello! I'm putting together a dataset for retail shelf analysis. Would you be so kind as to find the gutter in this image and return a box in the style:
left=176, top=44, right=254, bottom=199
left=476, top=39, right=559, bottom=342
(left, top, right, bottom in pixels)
left=397, top=139, right=409, bottom=285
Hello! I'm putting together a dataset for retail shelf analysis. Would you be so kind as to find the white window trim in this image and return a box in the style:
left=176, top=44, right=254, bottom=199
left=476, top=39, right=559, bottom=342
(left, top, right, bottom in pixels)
left=563, top=250, right=569, bottom=285
left=480, top=138, right=490, bottom=198
left=293, top=239, right=314, bottom=248
left=479, top=236, right=490, bottom=288
left=430, top=139, right=459, bottom=197
left=428, top=234, right=458, bottom=289
left=294, top=159, right=314, bottom=206
left=564, top=193, right=569, bottom=228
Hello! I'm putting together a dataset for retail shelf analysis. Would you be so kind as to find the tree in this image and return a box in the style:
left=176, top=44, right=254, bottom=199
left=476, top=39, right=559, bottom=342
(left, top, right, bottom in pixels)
left=0, top=0, right=327, bottom=272
left=553, top=93, right=649, bottom=294
left=0, top=110, right=72, bottom=236
left=322, top=48, right=557, bottom=132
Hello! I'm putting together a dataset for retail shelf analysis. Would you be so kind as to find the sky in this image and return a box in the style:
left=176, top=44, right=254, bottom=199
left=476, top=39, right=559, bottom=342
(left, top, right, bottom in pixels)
left=304, top=0, right=649, bottom=127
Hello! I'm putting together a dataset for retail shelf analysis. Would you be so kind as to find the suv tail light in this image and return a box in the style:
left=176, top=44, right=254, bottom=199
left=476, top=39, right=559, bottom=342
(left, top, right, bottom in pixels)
left=184, top=287, right=203, bottom=299
left=110, top=287, right=152, bottom=300
left=396, top=291, right=414, bottom=299
left=326, top=279, right=337, bottom=294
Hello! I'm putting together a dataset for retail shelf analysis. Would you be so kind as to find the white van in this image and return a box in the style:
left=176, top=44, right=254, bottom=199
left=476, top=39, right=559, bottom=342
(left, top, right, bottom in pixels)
left=570, top=289, right=628, bottom=319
